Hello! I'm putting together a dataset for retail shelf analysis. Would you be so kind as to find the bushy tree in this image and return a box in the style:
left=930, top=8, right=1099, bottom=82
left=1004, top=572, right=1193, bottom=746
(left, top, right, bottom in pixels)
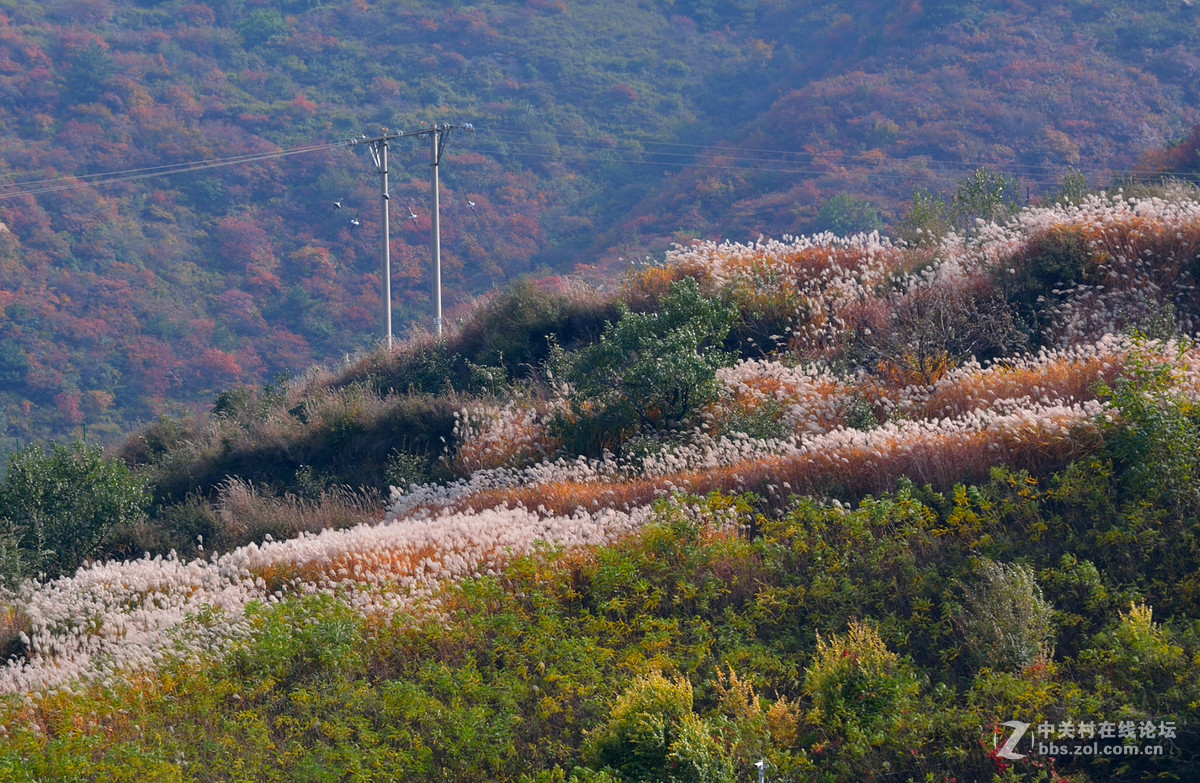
left=0, top=442, right=150, bottom=583
left=582, top=672, right=733, bottom=783
left=816, top=193, right=884, bottom=237
left=866, top=284, right=1026, bottom=384
left=897, top=188, right=951, bottom=246
left=236, top=9, right=289, bottom=47
left=1096, top=341, right=1200, bottom=517
left=956, top=559, right=1055, bottom=671
left=899, top=169, right=1022, bottom=243
left=804, top=620, right=919, bottom=732
left=558, top=278, right=736, bottom=454
left=1053, top=168, right=1090, bottom=205
left=950, top=167, right=1021, bottom=233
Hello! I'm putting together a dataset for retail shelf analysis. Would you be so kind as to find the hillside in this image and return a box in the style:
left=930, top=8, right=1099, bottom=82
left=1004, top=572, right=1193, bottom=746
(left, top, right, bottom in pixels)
left=1, top=188, right=1200, bottom=780
left=2, top=0, right=1200, bottom=448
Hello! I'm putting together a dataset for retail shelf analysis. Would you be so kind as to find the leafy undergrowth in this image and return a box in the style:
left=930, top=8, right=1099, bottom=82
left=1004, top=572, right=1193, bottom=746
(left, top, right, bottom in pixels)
left=3, top=190, right=1200, bottom=779
left=2, top=463, right=1198, bottom=781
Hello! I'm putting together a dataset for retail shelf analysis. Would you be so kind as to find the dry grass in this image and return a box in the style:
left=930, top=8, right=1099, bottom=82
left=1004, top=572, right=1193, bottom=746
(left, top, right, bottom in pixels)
left=443, top=405, right=1101, bottom=519
left=213, top=479, right=380, bottom=552
left=902, top=351, right=1125, bottom=420
left=0, top=603, right=30, bottom=661
left=450, top=401, right=560, bottom=474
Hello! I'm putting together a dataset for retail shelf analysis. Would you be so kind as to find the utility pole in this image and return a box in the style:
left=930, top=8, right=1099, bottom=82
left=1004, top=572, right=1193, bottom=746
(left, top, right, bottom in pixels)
left=350, top=123, right=472, bottom=346
left=365, top=137, right=392, bottom=349
left=430, top=128, right=443, bottom=337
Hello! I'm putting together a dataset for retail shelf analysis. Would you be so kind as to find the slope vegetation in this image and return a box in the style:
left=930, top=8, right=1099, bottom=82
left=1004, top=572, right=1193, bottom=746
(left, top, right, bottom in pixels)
left=2, top=188, right=1200, bottom=779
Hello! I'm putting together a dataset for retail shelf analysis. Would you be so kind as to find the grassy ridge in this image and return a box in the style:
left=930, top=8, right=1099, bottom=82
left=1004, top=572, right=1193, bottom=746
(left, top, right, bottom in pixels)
left=3, top=188, right=1200, bottom=779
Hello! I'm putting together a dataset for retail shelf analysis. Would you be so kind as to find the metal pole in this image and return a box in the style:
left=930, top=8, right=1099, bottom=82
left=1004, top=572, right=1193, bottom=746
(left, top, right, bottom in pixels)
left=430, top=127, right=443, bottom=337
left=352, top=123, right=468, bottom=344
left=378, top=139, right=393, bottom=350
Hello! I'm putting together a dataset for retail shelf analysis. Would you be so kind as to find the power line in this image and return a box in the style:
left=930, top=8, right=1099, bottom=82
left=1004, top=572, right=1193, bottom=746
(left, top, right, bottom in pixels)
left=469, top=125, right=1200, bottom=187
left=462, top=139, right=1085, bottom=189
left=0, top=140, right=350, bottom=200
left=0, top=124, right=1195, bottom=206
left=476, top=124, right=1186, bottom=179
left=475, top=141, right=1200, bottom=190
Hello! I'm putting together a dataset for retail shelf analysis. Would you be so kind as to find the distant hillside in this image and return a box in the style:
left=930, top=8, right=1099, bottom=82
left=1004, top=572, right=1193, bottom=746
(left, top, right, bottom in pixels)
left=1, top=0, right=1199, bottom=449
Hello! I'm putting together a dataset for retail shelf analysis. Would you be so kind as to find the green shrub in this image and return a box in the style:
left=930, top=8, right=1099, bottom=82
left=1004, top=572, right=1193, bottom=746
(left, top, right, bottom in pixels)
left=557, top=278, right=737, bottom=454
left=1096, top=340, right=1200, bottom=516
left=107, top=491, right=219, bottom=560
left=665, top=713, right=734, bottom=783
left=0, top=441, right=150, bottom=583
left=1052, top=168, right=1090, bottom=205
left=385, top=450, right=433, bottom=492
left=816, top=193, right=884, bottom=237
left=956, top=559, right=1055, bottom=672
left=1000, top=226, right=1089, bottom=342
left=364, top=341, right=460, bottom=396
left=898, top=169, right=1021, bottom=244
left=583, top=671, right=732, bottom=783
left=897, top=188, right=951, bottom=245
left=455, top=278, right=614, bottom=381
left=804, top=619, right=919, bottom=732
left=1079, top=603, right=1191, bottom=712
left=950, top=168, right=1021, bottom=234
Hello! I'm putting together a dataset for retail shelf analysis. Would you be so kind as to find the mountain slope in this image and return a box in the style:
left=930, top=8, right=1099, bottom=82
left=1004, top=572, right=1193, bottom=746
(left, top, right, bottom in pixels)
left=3, top=189, right=1200, bottom=779
left=1, top=0, right=1199, bottom=450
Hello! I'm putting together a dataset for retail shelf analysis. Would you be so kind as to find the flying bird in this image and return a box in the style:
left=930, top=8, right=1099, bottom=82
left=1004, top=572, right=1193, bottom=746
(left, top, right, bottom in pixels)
left=466, top=198, right=478, bottom=217
left=349, top=214, right=361, bottom=227
left=407, top=206, right=419, bottom=223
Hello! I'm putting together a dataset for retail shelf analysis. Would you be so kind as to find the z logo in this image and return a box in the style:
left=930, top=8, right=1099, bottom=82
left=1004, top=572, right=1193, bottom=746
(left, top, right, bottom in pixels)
left=995, top=720, right=1030, bottom=760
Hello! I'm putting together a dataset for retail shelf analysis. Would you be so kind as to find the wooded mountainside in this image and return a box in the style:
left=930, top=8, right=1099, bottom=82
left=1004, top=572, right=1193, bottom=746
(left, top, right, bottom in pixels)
left=1, top=0, right=1200, bottom=449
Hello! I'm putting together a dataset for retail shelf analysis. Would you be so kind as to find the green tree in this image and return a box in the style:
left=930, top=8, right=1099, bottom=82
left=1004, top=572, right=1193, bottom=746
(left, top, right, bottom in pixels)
left=1096, top=340, right=1200, bottom=517
left=1053, top=168, right=1090, bottom=205
left=950, top=167, right=1021, bottom=233
left=559, top=277, right=736, bottom=453
left=0, top=442, right=150, bottom=583
left=816, top=193, right=884, bottom=237
left=237, top=9, right=289, bottom=47
left=897, top=188, right=951, bottom=246
left=62, top=42, right=118, bottom=103
left=898, top=170, right=1021, bottom=244
left=0, top=339, right=27, bottom=391
left=583, top=672, right=733, bottom=783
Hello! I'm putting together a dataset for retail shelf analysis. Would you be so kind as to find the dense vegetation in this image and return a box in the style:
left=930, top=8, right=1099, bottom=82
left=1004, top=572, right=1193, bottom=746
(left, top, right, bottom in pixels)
left=2, top=435, right=1199, bottom=780
left=3, top=0, right=1200, bottom=447
left=1, top=185, right=1200, bottom=779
